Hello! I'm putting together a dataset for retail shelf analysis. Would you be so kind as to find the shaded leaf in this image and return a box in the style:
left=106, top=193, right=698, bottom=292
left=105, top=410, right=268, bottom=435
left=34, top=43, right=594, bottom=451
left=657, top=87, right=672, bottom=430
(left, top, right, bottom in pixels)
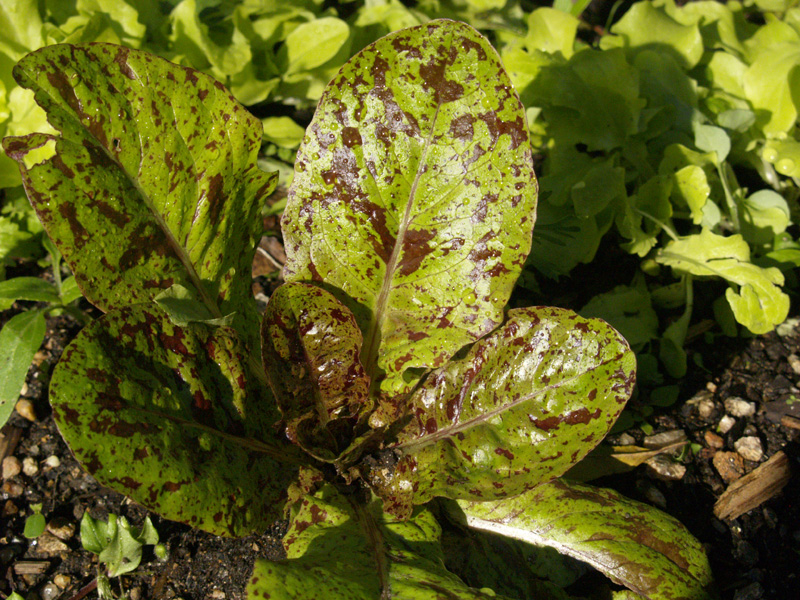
left=0, top=309, right=46, bottom=425
left=566, top=442, right=688, bottom=482
left=247, top=484, right=513, bottom=600
left=261, top=282, right=370, bottom=461
left=2, top=43, right=277, bottom=338
left=50, top=304, right=299, bottom=537
left=0, top=276, right=59, bottom=310
left=457, top=478, right=715, bottom=600
left=371, top=307, right=635, bottom=517
left=282, top=19, right=537, bottom=409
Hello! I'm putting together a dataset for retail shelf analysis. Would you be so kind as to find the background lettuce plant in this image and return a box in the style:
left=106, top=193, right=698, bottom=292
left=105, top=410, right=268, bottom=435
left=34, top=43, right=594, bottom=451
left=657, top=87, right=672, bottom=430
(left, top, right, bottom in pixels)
left=3, top=18, right=714, bottom=600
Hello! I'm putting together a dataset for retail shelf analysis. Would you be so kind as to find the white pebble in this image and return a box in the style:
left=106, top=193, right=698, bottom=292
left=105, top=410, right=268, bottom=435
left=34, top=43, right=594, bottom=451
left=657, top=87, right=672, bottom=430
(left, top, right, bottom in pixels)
left=724, top=397, right=756, bottom=418
left=22, top=457, right=38, bottom=477
left=718, top=415, right=736, bottom=434
left=734, top=436, right=763, bottom=462
left=698, top=397, right=716, bottom=418
left=2, top=456, right=21, bottom=479
left=788, top=354, right=800, bottom=376
left=44, top=455, right=61, bottom=469
left=645, top=454, right=687, bottom=480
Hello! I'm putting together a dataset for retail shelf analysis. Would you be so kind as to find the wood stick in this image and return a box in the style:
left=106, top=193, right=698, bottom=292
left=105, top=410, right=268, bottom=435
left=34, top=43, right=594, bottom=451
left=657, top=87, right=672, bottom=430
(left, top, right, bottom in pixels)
left=714, top=451, right=792, bottom=520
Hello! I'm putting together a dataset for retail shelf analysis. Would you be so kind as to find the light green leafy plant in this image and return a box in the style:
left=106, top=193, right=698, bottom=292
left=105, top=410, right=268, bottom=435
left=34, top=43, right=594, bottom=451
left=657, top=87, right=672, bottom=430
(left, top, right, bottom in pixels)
left=81, top=512, right=164, bottom=598
left=3, top=19, right=714, bottom=599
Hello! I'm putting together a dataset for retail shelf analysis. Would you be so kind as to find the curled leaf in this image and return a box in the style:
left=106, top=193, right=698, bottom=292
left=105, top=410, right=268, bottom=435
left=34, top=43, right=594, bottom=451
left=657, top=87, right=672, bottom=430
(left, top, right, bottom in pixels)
left=2, top=43, right=276, bottom=334
left=50, top=304, right=298, bottom=537
left=371, top=307, right=636, bottom=517
left=281, top=19, right=538, bottom=409
left=457, top=478, right=715, bottom=600
left=261, top=282, right=370, bottom=460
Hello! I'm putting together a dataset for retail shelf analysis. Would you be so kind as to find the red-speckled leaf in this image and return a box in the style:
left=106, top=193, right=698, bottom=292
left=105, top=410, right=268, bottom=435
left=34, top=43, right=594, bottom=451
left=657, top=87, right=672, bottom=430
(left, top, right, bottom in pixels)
left=2, top=44, right=276, bottom=333
left=49, top=304, right=302, bottom=537
left=370, top=307, right=636, bottom=517
left=457, top=478, right=715, bottom=600
left=261, top=282, right=370, bottom=461
left=281, top=20, right=537, bottom=414
left=247, top=484, right=516, bottom=600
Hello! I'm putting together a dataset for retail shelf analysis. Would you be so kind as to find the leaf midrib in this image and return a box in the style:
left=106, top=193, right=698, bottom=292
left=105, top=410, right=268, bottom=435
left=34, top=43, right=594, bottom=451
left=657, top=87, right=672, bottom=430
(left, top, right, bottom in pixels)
left=396, top=351, right=627, bottom=452
left=20, top=57, right=223, bottom=320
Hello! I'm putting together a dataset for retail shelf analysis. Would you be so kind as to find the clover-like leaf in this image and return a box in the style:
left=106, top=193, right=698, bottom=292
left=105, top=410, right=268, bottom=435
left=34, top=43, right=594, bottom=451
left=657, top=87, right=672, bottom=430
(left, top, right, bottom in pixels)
left=50, top=304, right=301, bottom=537
left=247, top=484, right=515, bottom=600
left=456, top=478, right=715, bottom=600
left=2, top=43, right=277, bottom=337
left=370, top=307, right=636, bottom=517
left=281, top=19, right=537, bottom=412
left=261, top=282, right=370, bottom=461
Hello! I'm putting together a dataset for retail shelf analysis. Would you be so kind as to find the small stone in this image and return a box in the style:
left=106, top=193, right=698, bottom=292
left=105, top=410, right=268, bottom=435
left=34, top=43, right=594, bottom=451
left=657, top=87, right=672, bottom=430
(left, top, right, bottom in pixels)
left=734, top=436, right=764, bottom=462
left=776, top=317, right=800, bottom=337
left=704, top=430, right=724, bottom=449
left=41, top=582, right=61, bottom=600
left=20, top=381, right=28, bottom=396
left=47, top=518, right=76, bottom=541
left=2, top=455, right=22, bottom=479
left=725, top=397, right=756, bottom=418
left=15, top=398, right=37, bottom=422
left=1, top=480, right=24, bottom=497
left=33, top=531, right=69, bottom=556
left=733, top=582, right=763, bottom=600
left=643, top=429, right=687, bottom=449
left=645, top=454, right=686, bottom=480
left=129, top=587, right=141, bottom=600
left=719, top=415, right=737, bottom=434
left=3, top=500, right=19, bottom=516
left=706, top=381, right=718, bottom=393
left=44, top=455, right=61, bottom=469
left=22, top=456, right=39, bottom=476
left=788, top=354, right=800, bottom=376
left=210, top=590, right=226, bottom=599
left=616, top=432, right=636, bottom=446
left=637, top=481, right=667, bottom=508
left=698, top=397, right=716, bottom=419
left=31, top=349, right=48, bottom=367
left=53, top=574, right=71, bottom=589
left=713, top=451, right=746, bottom=483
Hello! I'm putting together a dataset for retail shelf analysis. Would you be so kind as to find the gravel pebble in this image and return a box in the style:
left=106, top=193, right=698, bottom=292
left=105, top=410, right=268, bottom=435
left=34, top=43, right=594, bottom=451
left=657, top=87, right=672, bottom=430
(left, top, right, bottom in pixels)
left=53, top=574, right=71, bottom=589
left=616, top=432, right=636, bottom=446
left=719, top=415, right=737, bottom=433
left=645, top=454, right=687, bottom=480
left=733, top=582, right=764, bottom=600
left=33, top=531, right=69, bottom=556
left=14, top=398, right=37, bottom=422
left=713, top=451, right=746, bottom=483
left=734, top=436, right=764, bottom=462
left=788, top=353, right=800, bottom=376
left=2, top=455, right=21, bottom=479
left=22, top=456, right=38, bottom=476
left=41, top=582, right=61, bottom=600
left=644, top=429, right=687, bottom=449
left=725, top=397, right=756, bottom=417
left=47, top=518, right=76, bottom=541
left=1, top=480, right=24, bottom=497
left=44, top=455, right=61, bottom=469
left=698, top=397, right=716, bottom=418
left=704, top=430, right=724, bottom=449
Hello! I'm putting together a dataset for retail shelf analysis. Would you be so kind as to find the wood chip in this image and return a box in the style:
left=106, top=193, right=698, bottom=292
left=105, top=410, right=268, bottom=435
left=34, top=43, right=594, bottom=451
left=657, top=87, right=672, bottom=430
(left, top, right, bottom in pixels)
left=0, top=424, right=23, bottom=461
left=13, top=560, right=50, bottom=575
left=781, top=414, right=800, bottom=430
left=714, top=451, right=793, bottom=520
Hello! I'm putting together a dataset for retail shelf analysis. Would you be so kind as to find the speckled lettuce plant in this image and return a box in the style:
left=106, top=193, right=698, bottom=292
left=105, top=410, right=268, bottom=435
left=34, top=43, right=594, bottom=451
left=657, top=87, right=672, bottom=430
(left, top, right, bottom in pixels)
left=3, top=20, right=714, bottom=600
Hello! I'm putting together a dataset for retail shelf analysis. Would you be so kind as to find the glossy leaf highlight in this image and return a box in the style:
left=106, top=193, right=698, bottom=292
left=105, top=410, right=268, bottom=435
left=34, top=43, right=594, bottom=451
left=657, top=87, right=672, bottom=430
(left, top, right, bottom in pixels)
left=372, top=307, right=636, bottom=516
left=458, top=478, right=715, bottom=600
left=282, top=20, right=538, bottom=406
left=2, top=44, right=277, bottom=328
left=261, top=282, right=370, bottom=460
left=50, top=304, right=297, bottom=537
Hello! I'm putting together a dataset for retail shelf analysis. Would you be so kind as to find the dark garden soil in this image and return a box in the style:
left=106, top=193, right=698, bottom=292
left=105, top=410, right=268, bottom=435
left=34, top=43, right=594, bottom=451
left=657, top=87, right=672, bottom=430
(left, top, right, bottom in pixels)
left=1, top=245, right=799, bottom=600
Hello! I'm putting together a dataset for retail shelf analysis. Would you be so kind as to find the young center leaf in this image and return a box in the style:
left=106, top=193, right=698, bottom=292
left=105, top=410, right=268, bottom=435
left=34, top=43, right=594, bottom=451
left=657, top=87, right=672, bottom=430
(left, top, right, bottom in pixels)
left=50, top=304, right=301, bottom=537
left=2, top=44, right=277, bottom=336
left=281, top=19, right=538, bottom=411
left=248, top=484, right=515, bottom=600
left=456, top=479, right=715, bottom=600
left=370, top=307, right=636, bottom=517
left=261, top=282, right=371, bottom=461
